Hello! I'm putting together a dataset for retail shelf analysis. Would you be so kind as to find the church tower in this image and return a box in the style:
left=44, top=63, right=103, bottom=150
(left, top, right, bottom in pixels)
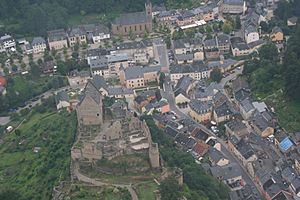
left=145, top=0, right=152, bottom=17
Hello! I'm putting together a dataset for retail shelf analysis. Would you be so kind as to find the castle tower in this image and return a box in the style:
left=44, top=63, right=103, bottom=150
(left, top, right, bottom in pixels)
left=149, top=143, right=160, bottom=168
left=145, top=0, right=152, bottom=17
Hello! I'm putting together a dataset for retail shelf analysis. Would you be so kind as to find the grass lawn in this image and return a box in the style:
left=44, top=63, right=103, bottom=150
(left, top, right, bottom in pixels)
left=136, top=180, right=158, bottom=200
left=265, top=90, right=300, bottom=132
left=0, top=110, right=77, bottom=200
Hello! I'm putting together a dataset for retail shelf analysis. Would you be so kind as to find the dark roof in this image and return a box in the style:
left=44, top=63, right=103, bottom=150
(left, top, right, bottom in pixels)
left=210, top=163, right=242, bottom=180
left=31, top=37, right=46, bottom=46
left=47, top=29, right=67, bottom=42
left=174, top=76, right=193, bottom=97
left=116, top=40, right=153, bottom=50
left=232, top=77, right=250, bottom=93
left=89, top=56, right=108, bottom=70
left=191, top=127, right=209, bottom=142
left=251, top=111, right=272, bottom=132
left=91, top=75, right=108, bottom=90
left=214, top=102, right=232, bottom=117
left=165, top=125, right=179, bottom=138
left=189, top=100, right=212, bottom=115
left=224, top=0, right=244, bottom=5
left=79, top=80, right=102, bottom=105
left=235, top=139, right=256, bottom=160
left=226, top=119, right=247, bottom=132
left=240, top=98, right=255, bottom=113
left=217, top=34, right=231, bottom=46
left=209, top=147, right=227, bottom=163
left=170, top=61, right=208, bottom=74
left=113, top=12, right=151, bottom=26
left=124, top=66, right=160, bottom=80
left=271, top=26, right=283, bottom=35
left=68, top=26, right=85, bottom=37
left=55, top=91, right=69, bottom=103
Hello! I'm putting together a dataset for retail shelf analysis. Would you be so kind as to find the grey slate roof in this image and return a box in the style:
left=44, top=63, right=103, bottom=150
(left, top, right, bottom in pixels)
left=47, top=29, right=67, bottom=42
left=79, top=80, right=102, bottom=105
left=210, top=163, right=242, bottom=180
left=224, top=0, right=244, bottom=6
left=116, top=40, right=153, bottom=50
left=113, top=12, right=151, bottom=26
left=31, top=37, right=46, bottom=46
left=209, top=147, right=227, bottom=163
left=174, top=76, right=193, bottom=97
left=124, top=66, right=160, bottom=80
left=214, top=102, right=232, bottom=117
left=226, top=119, right=247, bottom=132
left=175, top=53, right=193, bottom=61
left=271, top=26, right=283, bottom=35
left=240, top=98, right=255, bottom=113
left=91, top=75, right=108, bottom=90
left=56, top=91, right=69, bottom=103
left=189, top=100, right=212, bottom=114
left=69, top=27, right=85, bottom=37
left=89, top=56, right=108, bottom=70
left=170, top=61, right=208, bottom=74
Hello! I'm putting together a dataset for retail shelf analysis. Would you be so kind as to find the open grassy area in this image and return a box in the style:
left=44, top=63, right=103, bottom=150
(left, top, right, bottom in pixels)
left=69, top=185, right=131, bottom=200
left=0, top=110, right=77, bottom=200
left=136, top=180, right=158, bottom=200
left=265, top=90, right=300, bottom=132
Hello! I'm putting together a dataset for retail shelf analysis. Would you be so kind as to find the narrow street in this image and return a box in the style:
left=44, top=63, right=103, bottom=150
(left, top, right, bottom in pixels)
left=161, top=67, right=263, bottom=199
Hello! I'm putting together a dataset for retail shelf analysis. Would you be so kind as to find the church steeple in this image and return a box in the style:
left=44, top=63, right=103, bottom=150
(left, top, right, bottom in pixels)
left=145, top=0, right=152, bottom=17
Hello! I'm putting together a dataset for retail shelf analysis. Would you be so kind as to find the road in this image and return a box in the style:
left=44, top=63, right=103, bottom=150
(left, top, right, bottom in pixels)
left=17, top=85, right=70, bottom=113
left=161, top=67, right=263, bottom=199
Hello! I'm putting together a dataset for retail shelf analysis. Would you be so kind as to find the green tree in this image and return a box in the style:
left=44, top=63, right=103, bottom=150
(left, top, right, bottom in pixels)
left=235, top=15, right=241, bottom=30
left=210, top=68, right=222, bottom=83
left=159, top=177, right=182, bottom=200
left=159, top=72, right=166, bottom=88
left=222, top=21, right=233, bottom=34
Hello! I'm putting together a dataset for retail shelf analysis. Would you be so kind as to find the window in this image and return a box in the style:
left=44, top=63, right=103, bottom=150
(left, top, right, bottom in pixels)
left=97, top=113, right=99, bottom=116
left=125, top=27, right=127, bottom=33
left=140, top=25, right=142, bottom=31
left=135, top=26, right=137, bottom=31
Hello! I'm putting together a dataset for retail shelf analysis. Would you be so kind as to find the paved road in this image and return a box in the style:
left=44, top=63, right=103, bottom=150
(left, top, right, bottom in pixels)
left=161, top=69, right=263, bottom=199
left=17, top=85, right=70, bottom=113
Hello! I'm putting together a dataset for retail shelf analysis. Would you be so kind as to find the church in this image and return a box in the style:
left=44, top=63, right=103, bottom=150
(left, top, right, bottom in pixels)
left=111, top=1, right=153, bottom=36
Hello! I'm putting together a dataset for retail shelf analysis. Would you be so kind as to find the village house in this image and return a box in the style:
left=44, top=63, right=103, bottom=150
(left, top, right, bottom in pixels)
left=0, top=34, right=16, bottom=52
left=174, top=76, right=194, bottom=105
left=239, top=98, right=255, bottom=120
left=67, top=26, right=87, bottom=47
left=172, top=38, right=204, bottom=61
left=242, top=11, right=260, bottom=44
left=119, top=65, right=160, bottom=88
left=155, top=10, right=179, bottom=27
left=89, top=56, right=110, bottom=78
left=208, top=147, right=230, bottom=167
left=114, top=40, right=154, bottom=64
left=270, top=26, right=284, bottom=42
left=47, top=29, right=68, bottom=50
left=170, top=61, right=210, bottom=82
left=210, top=163, right=243, bottom=190
left=111, top=2, right=153, bottom=35
left=213, top=102, right=232, bottom=124
left=31, top=37, right=47, bottom=54
left=82, top=24, right=110, bottom=43
left=251, top=111, right=274, bottom=137
left=67, top=70, right=91, bottom=89
left=134, top=90, right=160, bottom=112
left=176, top=10, right=197, bottom=26
left=219, top=0, right=246, bottom=14
left=228, top=135, right=258, bottom=167
left=55, top=90, right=70, bottom=110
left=225, top=119, right=249, bottom=138
left=188, top=100, right=212, bottom=123
left=41, top=61, right=57, bottom=74
left=193, top=82, right=222, bottom=102
left=287, top=17, right=298, bottom=27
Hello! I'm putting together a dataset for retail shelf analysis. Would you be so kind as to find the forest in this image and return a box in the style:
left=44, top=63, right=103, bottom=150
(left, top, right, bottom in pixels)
left=0, top=0, right=199, bottom=37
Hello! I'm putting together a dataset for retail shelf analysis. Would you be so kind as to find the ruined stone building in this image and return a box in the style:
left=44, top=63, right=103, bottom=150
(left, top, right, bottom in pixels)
left=77, top=80, right=103, bottom=126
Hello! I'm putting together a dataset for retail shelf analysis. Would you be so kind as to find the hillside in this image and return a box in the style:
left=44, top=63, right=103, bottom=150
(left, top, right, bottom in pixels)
left=0, top=0, right=201, bottom=37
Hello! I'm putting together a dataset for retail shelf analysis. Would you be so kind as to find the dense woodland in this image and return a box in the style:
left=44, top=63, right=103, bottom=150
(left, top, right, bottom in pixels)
left=0, top=0, right=199, bottom=37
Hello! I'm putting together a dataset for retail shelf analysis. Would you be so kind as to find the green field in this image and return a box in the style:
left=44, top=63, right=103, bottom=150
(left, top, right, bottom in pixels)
left=136, top=181, right=158, bottom=200
left=69, top=185, right=131, bottom=200
left=0, top=111, right=77, bottom=200
left=265, top=90, right=300, bottom=132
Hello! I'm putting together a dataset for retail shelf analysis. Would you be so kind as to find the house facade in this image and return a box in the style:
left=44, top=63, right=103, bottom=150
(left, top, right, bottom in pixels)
left=47, top=29, right=68, bottom=50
